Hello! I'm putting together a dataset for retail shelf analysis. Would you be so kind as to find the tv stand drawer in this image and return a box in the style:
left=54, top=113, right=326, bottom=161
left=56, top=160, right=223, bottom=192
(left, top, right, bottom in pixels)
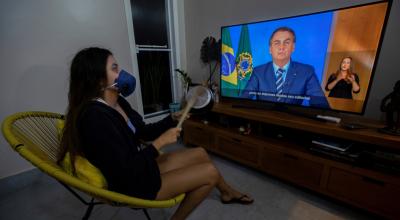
left=261, top=147, right=323, bottom=188
left=183, top=123, right=213, bottom=149
left=327, top=168, right=400, bottom=218
left=216, top=135, right=260, bottom=167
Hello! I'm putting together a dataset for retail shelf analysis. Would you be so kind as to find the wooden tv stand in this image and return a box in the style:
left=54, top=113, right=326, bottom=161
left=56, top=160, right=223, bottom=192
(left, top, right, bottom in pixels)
left=183, top=101, right=400, bottom=219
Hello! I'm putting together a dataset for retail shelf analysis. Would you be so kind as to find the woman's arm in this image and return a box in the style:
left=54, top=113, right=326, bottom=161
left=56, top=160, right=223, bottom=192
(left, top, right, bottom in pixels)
left=137, top=115, right=177, bottom=141
left=325, top=74, right=340, bottom=91
left=118, top=96, right=176, bottom=141
left=350, top=74, right=360, bottom=93
left=80, top=108, right=160, bottom=162
left=152, top=127, right=182, bottom=150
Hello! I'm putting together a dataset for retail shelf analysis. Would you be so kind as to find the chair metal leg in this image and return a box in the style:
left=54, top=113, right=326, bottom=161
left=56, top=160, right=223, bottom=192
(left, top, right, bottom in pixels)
left=58, top=181, right=102, bottom=206
left=58, top=181, right=102, bottom=220
left=60, top=180, right=154, bottom=220
left=142, top=209, right=151, bottom=220
left=82, top=198, right=95, bottom=220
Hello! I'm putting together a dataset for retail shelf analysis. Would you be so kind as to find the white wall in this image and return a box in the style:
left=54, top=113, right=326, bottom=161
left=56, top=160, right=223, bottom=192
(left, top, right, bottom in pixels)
left=0, top=0, right=137, bottom=178
left=183, top=0, right=400, bottom=120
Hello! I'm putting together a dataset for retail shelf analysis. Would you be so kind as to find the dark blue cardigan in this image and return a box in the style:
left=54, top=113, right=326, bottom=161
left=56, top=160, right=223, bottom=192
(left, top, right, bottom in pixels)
left=78, top=96, right=174, bottom=199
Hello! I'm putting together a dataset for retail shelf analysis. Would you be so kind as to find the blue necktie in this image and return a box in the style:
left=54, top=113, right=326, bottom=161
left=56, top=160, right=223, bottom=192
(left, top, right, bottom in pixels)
left=276, top=68, right=284, bottom=101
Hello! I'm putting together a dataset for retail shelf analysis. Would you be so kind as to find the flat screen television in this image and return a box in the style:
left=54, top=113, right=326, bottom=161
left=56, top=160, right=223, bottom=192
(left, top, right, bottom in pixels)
left=220, top=1, right=391, bottom=114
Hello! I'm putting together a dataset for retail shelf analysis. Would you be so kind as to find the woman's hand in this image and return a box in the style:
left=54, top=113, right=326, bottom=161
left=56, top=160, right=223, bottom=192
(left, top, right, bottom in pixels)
left=348, top=75, right=360, bottom=92
left=171, top=109, right=190, bottom=122
left=337, top=73, right=346, bottom=81
left=152, top=127, right=182, bottom=150
left=347, top=75, right=355, bottom=83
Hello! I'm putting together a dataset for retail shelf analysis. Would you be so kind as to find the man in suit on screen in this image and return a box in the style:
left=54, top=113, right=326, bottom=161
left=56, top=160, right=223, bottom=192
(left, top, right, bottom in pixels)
left=241, top=27, right=329, bottom=108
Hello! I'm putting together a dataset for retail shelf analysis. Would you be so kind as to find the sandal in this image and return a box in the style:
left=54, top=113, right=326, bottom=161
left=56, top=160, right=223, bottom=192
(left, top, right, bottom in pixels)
left=221, top=194, right=254, bottom=205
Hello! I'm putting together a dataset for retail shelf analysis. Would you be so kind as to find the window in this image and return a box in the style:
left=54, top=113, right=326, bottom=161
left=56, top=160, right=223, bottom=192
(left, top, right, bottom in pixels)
left=131, top=0, right=168, bottom=46
left=129, top=0, right=175, bottom=117
left=137, top=51, right=172, bottom=114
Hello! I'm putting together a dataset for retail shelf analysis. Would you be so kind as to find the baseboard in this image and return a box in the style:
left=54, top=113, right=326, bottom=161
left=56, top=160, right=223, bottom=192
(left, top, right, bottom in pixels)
left=0, top=166, right=36, bottom=180
left=0, top=168, right=41, bottom=197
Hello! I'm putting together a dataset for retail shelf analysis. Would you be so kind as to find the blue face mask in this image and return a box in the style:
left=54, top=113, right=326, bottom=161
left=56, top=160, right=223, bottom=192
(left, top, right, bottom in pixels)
left=114, top=70, right=136, bottom=97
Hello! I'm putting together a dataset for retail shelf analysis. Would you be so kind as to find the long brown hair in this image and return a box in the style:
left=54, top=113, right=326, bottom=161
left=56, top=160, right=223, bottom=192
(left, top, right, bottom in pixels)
left=335, top=56, right=355, bottom=83
left=57, top=47, right=112, bottom=172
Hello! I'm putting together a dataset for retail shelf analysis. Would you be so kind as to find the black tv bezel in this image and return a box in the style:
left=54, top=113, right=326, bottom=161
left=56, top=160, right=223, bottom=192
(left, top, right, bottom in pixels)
left=219, top=0, right=392, bottom=115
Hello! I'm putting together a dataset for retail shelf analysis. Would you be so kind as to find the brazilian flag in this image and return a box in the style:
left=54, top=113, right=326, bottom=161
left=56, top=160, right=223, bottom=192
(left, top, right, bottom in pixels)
left=236, top=25, right=253, bottom=96
left=221, top=27, right=238, bottom=97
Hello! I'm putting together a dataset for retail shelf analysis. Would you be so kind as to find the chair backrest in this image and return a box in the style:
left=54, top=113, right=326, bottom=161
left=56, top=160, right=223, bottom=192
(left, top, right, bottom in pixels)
left=3, top=111, right=63, bottom=163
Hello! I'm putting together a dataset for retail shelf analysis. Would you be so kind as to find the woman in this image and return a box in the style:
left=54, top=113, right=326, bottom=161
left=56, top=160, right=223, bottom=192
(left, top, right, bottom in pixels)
left=325, top=56, right=360, bottom=99
left=58, top=47, right=253, bottom=220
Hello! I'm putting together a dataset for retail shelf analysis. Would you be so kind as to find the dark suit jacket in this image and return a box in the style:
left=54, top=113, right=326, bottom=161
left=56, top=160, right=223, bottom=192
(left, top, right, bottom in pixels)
left=241, top=61, right=329, bottom=108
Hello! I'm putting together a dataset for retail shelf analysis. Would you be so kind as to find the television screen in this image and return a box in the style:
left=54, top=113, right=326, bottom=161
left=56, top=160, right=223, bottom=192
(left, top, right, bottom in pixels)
left=220, top=1, right=391, bottom=114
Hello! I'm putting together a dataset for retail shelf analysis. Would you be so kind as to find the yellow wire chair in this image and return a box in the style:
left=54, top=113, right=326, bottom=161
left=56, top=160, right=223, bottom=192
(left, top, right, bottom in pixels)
left=2, top=111, right=185, bottom=220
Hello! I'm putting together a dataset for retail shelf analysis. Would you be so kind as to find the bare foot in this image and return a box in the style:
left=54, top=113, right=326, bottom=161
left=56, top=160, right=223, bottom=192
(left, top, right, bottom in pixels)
left=220, top=189, right=253, bottom=204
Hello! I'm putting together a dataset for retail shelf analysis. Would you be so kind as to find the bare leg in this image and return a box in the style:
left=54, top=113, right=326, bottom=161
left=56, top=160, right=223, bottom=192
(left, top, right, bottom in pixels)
left=157, top=148, right=216, bottom=174
left=156, top=163, right=219, bottom=220
left=157, top=147, right=253, bottom=203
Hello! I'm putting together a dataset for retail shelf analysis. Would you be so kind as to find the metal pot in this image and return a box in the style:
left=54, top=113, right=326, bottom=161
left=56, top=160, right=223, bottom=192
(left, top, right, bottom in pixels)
left=186, top=85, right=214, bottom=114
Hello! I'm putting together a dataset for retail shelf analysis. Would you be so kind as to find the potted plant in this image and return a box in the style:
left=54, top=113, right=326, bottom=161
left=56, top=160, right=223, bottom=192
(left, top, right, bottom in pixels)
left=175, top=68, right=193, bottom=106
left=200, top=36, right=221, bottom=87
left=141, top=53, right=168, bottom=112
left=175, top=68, right=192, bottom=93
